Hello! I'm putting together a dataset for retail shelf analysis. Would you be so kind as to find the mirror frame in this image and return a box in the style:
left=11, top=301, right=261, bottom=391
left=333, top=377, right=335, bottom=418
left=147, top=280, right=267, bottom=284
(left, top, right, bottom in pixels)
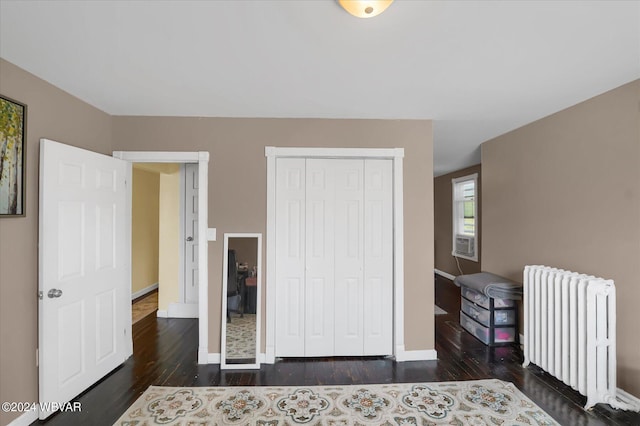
left=221, top=233, right=262, bottom=369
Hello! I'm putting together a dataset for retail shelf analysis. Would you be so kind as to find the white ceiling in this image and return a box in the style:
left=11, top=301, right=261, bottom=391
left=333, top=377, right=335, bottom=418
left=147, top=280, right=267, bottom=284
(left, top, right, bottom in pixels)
left=1, top=1, right=638, bottom=176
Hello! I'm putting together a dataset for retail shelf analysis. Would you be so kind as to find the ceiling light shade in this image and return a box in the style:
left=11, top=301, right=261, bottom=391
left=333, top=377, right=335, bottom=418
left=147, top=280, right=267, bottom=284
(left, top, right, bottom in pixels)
left=338, top=0, right=394, bottom=19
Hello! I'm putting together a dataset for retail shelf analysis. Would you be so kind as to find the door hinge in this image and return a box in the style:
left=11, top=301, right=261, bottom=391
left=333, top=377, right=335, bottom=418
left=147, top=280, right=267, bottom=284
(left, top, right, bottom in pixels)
left=38, top=291, right=43, bottom=300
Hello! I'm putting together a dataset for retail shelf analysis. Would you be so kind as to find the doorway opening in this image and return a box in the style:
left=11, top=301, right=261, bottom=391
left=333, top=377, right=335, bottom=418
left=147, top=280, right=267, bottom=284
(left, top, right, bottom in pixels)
left=130, top=163, right=199, bottom=321
left=113, top=150, right=211, bottom=364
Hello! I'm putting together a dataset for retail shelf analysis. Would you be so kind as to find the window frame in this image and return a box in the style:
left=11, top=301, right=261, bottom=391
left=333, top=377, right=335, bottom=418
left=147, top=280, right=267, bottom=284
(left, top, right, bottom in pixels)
left=451, top=173, right=478, bottom=262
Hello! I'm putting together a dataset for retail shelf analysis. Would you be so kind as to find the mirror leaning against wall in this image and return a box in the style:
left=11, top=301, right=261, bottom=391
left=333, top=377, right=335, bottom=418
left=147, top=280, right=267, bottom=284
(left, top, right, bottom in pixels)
left=221, top=233, right=261, bottom=369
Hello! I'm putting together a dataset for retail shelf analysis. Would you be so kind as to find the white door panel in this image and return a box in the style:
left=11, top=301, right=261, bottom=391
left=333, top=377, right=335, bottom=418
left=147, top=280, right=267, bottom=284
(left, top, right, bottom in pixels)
left=334, top=160, right=364, bottom=355
left=95, top=289, right=117, bottom=362
left=283, top=278, right=305, bottom=340
left=275, top=158, right=306, bottom=356
left=57, top=301, right=84, bottom=384
left=304, top=159, right=335, bottom=356
left=95, top=203, right=116, bottom=271
left=363, top=159, right=393, bottom=355
left=39, top=139, right=129, bottom=419
left=184, top=163, right=199, bottom=304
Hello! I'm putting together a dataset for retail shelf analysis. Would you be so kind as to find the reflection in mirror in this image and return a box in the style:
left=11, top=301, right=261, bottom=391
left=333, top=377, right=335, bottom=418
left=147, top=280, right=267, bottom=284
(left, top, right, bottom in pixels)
left=221, top=233, right=261, bottom=369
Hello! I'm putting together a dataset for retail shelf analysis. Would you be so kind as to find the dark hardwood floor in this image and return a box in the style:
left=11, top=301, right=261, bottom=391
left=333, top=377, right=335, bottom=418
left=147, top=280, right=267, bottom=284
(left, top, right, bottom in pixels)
left=33, top=278, right=640, bottom=426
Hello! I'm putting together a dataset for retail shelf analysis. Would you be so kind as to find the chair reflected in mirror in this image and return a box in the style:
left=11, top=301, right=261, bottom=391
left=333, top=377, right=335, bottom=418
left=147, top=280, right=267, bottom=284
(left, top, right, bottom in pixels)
left=226, top=249, right=243, bottom=323
left=221, top=234, right=261, bottom=369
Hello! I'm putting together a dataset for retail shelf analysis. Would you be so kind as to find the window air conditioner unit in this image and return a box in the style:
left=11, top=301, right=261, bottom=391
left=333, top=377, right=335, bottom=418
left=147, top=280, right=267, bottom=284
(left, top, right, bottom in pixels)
left=454, top=235, right=475, bottom=258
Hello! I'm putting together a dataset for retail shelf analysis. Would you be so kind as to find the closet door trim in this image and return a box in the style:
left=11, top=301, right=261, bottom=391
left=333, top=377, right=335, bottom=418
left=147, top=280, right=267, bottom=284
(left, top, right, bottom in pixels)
left=265, top=147, right=405, bottom=363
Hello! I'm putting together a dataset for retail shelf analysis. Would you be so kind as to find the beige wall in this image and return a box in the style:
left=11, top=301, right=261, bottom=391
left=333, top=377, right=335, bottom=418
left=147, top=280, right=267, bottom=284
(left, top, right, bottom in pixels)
left=482, top=80, right=640, bottom=397
left=158, top=167, right=181, bottom=311
left=132, top=167, right=160, bottom=294
left=0, top=59, right=113, bottom=425
left=434, top=164, right=482, bottom=277
left=112, top=117, right=435, bottom=353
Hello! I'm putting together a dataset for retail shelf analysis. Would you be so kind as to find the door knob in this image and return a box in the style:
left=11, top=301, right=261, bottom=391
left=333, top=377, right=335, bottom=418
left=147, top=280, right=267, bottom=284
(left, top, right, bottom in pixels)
left=186, top=236, right=194, bottom=241
left=48, top=289, right=63, bottom=298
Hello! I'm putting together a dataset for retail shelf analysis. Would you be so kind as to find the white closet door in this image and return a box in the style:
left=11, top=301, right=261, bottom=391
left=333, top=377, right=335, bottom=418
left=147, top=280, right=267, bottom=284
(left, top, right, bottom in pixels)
left=275, top=157, right=393, bottom=358
left=363, top=159, right=393, bottom=355
left=304, top=159, right=336, bottom=356
left=334, top=160, right=365, bottom=355
left=275, top=158, right=306, bottom=356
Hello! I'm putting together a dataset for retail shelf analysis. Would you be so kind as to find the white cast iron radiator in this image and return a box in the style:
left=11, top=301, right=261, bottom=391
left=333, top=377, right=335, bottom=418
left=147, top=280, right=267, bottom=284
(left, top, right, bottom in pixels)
left=522, top=265, right=639, bottom=411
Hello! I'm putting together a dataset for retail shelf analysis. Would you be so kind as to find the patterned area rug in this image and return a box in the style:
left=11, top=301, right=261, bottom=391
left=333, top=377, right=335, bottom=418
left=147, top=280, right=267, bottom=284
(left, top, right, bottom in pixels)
left=114, top=379, right=559, bottom=425
left=226, top=314, right=256, bottom=359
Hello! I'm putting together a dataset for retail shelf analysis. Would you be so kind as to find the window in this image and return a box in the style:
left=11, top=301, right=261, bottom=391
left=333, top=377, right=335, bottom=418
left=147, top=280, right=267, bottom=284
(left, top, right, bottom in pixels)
left=452, top=173, right=478, bottom=261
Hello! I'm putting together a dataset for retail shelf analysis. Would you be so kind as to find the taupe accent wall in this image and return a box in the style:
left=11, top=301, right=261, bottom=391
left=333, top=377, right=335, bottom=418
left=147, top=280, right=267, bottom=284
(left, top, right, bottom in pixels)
left=111, top=117, right=435, bottom=354
left=0, top=59, right=114, bottom=425
left=482, top=80, right=640, bottom=397
left=434, top=164, right=482, bottom=277
left=0, top=59, right=435, bottom=425
left=229, top=237, right=259, bottom=273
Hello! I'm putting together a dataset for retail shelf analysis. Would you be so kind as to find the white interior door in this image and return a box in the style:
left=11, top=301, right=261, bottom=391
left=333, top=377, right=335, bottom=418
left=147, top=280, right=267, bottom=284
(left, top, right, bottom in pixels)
left=184, top=163, right=199, bottom=304
left=304, top=159, right=336, bottom=356
left=334, top=160, right=365, bottom=355
left=38, top=139, right=130, bottom=419
left=275, top=158, right=306, bottom=356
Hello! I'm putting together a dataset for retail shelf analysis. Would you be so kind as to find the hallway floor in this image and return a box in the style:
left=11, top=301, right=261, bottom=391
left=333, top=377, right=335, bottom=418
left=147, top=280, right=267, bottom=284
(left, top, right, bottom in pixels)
left=131, top=290, right=158, bottom=324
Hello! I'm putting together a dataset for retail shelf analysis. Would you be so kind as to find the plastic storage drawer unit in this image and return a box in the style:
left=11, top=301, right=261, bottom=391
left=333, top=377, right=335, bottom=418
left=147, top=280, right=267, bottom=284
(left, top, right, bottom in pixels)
left=460, top=312, right=516, bottom=345
left=460, top=298, right=516, bottom=327
left=461, top=286, right=515, bottom=310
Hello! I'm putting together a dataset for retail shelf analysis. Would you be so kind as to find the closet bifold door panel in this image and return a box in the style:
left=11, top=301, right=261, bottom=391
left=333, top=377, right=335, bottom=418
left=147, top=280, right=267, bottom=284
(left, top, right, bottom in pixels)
left=333, top=160, right=365, bottom=355
left=274, top=158, right=306, bottom=356
left=274, top=157, right=393, bottom=357
left=304, top=159, right=336, bottom=356
left=363, top=159, right=393, bottom=355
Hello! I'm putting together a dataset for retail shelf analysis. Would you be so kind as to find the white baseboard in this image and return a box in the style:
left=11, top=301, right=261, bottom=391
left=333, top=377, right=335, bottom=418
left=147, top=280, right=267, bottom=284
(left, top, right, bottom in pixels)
left=132, top=282, right=158, bottom=300
left=224, top=350, right=438, bottom=365
left=203, top=353, right=269, bottom=365
left=157, top=305, right=198, bottom=319
left=265, top=346, right=276, bottom=364
left=616, top=387, right=640, bottom=411
left=6, top=410, right=38, bottom=426
left=167, top=302, right=198, bottom=318
left=434, top=268, right=456, bottom=281
left=396, top=349, right=438, bottom=362
left=198, top=347, right=209, bottom=364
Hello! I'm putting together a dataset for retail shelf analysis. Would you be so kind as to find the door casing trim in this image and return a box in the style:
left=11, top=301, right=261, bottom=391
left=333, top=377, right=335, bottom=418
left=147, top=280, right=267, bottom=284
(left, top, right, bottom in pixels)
left=113, top=151, right=211, bottom=364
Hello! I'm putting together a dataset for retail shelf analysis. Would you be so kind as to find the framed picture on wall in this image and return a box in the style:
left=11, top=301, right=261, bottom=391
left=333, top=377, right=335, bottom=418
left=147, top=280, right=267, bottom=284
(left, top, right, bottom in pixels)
left=0, top=94, right=27, bottom=217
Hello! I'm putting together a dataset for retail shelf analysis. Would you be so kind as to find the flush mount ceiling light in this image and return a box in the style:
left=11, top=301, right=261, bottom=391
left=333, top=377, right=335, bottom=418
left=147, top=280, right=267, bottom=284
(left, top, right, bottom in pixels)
left=338, top=0, right=394, bottom=19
